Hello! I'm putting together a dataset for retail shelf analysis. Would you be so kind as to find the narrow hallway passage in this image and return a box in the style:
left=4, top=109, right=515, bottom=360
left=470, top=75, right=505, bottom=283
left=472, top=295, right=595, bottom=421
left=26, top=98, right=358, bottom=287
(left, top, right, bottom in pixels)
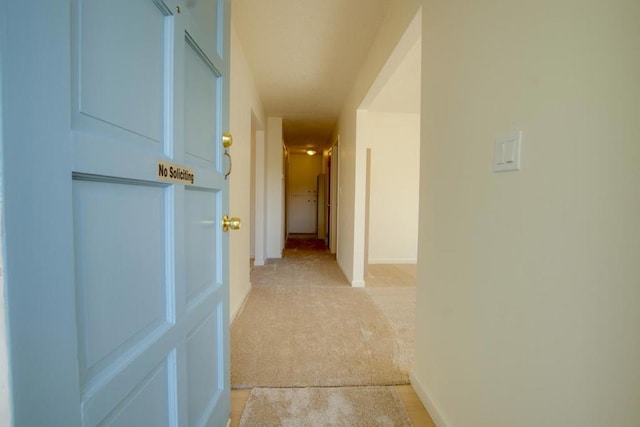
left=230, top=235, right=434, bottom=426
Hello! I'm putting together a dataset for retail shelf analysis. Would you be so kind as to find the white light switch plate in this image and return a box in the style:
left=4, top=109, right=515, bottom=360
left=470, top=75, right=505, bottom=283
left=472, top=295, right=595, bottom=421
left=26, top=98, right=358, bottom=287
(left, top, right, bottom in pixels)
left=493, top=131, right=522, bottom=172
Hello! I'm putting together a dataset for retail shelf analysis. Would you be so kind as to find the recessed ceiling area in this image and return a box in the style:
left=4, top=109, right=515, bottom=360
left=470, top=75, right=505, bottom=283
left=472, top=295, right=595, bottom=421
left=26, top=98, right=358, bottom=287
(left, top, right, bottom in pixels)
left=232, top=0, right=393, bottom=149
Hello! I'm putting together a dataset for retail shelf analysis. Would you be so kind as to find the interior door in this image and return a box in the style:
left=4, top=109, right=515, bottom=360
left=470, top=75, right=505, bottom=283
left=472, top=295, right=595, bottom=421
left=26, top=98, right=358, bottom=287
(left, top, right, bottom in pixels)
left=3, top=0, right=231, bottom=425
left=288, top=192, right=317, bottom=233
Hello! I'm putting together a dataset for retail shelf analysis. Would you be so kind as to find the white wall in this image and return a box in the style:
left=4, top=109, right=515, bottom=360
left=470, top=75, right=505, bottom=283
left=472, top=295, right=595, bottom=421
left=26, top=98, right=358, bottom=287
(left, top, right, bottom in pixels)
left=249, top=118, right=256, bottom=259
left=250, top=117, right=266, bottom=266
left=413, top=1, right=640, bottom=426
left=329, top=138, right=339, bottom=254
left=360, top=112, right=420, bottom=264
left=334, top=0, right=421, bottom=285
left=229, top=24, right=265, bottom=320
left=266, top=117, right=284, bottom=259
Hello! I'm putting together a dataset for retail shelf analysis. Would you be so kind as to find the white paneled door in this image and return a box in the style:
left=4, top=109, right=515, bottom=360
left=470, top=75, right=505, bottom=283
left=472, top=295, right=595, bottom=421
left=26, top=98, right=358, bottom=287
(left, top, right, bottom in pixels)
left=3, top=0, right=231, bottom=425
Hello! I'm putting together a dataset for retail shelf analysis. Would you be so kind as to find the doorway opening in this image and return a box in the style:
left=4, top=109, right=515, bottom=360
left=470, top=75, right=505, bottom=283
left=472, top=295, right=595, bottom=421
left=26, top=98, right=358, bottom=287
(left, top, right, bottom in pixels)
left=286, top=151, right=323, bottom=235
left=357, top=10, right=422, bottom=285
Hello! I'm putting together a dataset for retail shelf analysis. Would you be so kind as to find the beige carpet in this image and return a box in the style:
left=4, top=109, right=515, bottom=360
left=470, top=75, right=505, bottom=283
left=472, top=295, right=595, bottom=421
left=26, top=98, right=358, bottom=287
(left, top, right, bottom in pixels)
left=366, top=287, right=416, bottom=374
left=251, top=251, right=350, bottom=287
left=239, top=387, right=412, bottom=427
left=231, top=286, right=409, bottom=388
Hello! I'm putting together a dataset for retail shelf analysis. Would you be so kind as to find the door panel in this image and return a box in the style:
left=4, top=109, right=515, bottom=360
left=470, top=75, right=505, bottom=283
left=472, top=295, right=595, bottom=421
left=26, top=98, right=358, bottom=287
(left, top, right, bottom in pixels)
left=178, top=4, right=229, bottom=424
left=100, top=360, right=172, bottom=427
left=186, top=308, right=223, bottom=425
left=76, top=0, right=167, bottom=146
left=84, top=354, right=176, bottom=426
left=73, top=178, right=169, bottom=375
left=185, top=187, right=218, bottom=304
left=184, top=39, right=219, bottom=165
left=71, top=1, right=181, bottom=422
left=185, top=0, right=221, bottom=57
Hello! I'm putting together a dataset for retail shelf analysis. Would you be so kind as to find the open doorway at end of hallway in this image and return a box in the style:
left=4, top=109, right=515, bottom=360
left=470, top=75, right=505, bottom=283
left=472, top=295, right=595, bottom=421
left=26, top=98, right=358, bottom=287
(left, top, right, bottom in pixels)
left=286, top=152, right=323, bottom=236
left=358, top=11, right=422, bottom=287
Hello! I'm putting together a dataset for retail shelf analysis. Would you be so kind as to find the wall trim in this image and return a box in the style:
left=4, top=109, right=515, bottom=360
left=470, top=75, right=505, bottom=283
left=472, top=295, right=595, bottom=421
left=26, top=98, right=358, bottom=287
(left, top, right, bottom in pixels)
left=351, top=280, right=365, bottom=288
left=230, top=284, right=251, bottom=324
left=368, top=259, right=417, bottom=264
left=410, top=371, right=449, bottom=427
left=336, top=257, right=352, bottom=284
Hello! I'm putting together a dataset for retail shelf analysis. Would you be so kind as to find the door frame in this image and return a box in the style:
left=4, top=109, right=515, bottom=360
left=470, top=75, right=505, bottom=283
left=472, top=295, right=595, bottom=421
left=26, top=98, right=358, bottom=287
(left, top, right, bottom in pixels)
left=329, top=136, right=340, bottom=254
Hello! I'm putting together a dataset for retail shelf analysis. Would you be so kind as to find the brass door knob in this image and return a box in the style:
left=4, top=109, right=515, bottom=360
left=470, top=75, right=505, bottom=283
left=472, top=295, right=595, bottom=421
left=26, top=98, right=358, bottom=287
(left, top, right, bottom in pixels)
left=222, top=214, right=241, bottom=232
left=222, top=132, right=233, bottom=148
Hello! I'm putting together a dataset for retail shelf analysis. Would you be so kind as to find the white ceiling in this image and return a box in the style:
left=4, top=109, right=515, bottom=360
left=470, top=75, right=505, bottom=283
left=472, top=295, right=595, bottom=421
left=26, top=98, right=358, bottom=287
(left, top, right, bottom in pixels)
left=232, top=0, right=393, bottom=147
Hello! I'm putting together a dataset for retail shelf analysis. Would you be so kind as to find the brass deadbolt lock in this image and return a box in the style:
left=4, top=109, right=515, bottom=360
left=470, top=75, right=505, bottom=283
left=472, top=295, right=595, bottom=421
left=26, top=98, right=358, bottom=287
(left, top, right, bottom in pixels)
left=222, top=132, right=233, bottom=148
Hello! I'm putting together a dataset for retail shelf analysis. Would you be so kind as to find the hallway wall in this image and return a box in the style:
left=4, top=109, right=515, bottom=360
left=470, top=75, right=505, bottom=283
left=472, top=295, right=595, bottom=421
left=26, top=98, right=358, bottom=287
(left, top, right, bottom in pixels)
left=265, top=117, right=285, bottom=259
left=360, top=111, right=420, bottom=264
left=229, top=24, right=265, bottom=320
left=414, top=1, right=640, bottom=425
left=334, top=0, right=421, bottom=285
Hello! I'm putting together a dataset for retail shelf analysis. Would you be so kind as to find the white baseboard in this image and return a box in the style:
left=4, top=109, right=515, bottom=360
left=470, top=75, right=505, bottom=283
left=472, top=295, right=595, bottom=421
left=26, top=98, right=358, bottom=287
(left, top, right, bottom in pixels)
left=351, top=279, right=365, bottom=288
left=368, top=259, right=417, bottom=264
left=253, top=258, right=265, bottom=266
left=334, top=257, right=365, bottom=288
left=226, top=417, right=231, bottom=427
left=410, top=371, right=449, bottom=427
left=230, top=285, right=251, bottom=324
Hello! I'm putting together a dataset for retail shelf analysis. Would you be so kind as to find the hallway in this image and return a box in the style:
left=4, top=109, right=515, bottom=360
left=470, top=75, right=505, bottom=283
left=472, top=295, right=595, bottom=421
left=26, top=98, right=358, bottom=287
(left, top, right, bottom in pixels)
left=230, top=235, right=434, bottom=425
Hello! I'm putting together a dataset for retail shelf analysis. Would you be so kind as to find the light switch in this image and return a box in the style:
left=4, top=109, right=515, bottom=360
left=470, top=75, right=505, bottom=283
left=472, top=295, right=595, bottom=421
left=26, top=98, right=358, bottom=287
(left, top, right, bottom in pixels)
left=493, top=131, right=522, bottom=172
